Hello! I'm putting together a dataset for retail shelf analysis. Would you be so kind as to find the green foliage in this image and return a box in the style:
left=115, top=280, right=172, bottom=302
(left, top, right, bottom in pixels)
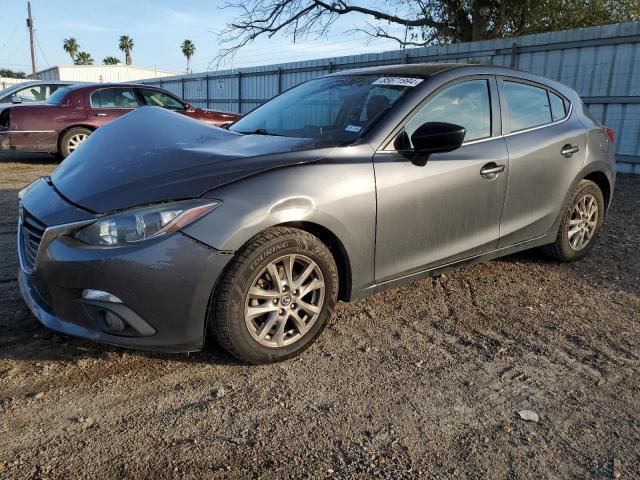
left=75, top=52, right=94, bottom=65
left=63, top=37, right=80, bottom=62
left=103, top=56, right=121, bottom=65
left=0, top=69, right=27, bottom=79
left=119, top=35, right=134, bottom=65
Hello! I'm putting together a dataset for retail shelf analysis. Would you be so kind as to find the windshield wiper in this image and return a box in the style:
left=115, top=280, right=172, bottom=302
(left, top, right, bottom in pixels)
left=236, top=128, right=284, bottom=136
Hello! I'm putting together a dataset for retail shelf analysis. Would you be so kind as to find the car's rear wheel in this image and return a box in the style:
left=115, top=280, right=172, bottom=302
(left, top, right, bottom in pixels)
left=59, top=127, right=92, bottom=158
left=544, top=179, right=604, bottom=261
left=212, top=227, right=338, bottom=364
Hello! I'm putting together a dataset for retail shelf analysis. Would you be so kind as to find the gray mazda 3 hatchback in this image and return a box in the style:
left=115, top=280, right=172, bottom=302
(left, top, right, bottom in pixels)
left=18, top=64, right=616, bottom=363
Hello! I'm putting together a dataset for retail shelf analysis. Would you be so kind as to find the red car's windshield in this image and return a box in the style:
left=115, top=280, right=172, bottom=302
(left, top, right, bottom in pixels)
left=47, top=86, right=72, bottom=105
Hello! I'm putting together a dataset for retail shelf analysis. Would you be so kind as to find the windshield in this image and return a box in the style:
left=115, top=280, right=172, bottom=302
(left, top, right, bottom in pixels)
left=47, top=86, right=72, bottom=105
left=229, top=75, right=421, bottom=144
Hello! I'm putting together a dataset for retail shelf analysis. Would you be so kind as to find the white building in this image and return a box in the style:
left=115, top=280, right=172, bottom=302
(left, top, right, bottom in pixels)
left=0, top=77, right=29, bottom=90
left=36, top=65, right=176, bottom=83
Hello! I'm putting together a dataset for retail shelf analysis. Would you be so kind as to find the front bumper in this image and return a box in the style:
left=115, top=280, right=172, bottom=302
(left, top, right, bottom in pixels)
left=18, top=181, right=233, bottom=353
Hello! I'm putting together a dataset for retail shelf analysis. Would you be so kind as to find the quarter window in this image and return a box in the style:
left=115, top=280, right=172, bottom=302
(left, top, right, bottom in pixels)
left=404, top=79, right=491, bottom=144
left=549, top=91, right=566, bottom=121
left=91, top=88, right=140, bottom=108
left=504, top=81, right=553, bottom=131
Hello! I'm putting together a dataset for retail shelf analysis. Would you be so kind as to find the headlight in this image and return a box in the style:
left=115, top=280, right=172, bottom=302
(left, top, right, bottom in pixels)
left=75, top=199, right=220, bottom=246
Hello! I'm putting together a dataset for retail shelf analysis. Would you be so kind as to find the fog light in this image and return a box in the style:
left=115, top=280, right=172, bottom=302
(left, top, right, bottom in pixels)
left=82, top=289, right=123, bottom=303
left=103, top=311, right=126, bottom=332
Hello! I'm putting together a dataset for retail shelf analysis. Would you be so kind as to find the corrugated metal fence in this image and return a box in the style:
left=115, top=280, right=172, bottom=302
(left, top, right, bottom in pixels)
left=141, top=22, right=640, bottom=173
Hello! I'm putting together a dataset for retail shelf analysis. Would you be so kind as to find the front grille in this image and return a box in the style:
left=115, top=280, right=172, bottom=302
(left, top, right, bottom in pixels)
left=21, top=208, right=47, bottom=271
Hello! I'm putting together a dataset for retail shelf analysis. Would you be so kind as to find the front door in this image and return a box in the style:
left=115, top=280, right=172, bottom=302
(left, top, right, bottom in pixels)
left=374, top=77, right=509, bottom=282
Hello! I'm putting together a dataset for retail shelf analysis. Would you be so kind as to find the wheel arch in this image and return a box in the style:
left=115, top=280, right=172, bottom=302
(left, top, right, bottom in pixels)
left=582, top=170, right=611, bottom=211
left=57, top=124, right=98, bottom=151
left=275, top=221, right=352, bottom=301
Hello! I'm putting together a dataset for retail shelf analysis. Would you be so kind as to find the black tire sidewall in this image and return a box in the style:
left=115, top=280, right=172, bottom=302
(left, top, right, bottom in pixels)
left=217, top=231, right=338, bottom=363
left=557, top=181, right=604, bottom=260
left=60, top=127, right=92, bottom=158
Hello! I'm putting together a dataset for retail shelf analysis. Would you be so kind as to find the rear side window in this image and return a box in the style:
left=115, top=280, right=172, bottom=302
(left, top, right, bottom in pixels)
left=91, top=88, right=141, bottom=108
left=504, top=81, right=551, bottom=131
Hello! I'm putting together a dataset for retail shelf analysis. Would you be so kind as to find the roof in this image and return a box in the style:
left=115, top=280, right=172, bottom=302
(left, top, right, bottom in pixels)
left=328, top=63, right=473, bottom=77
left=62, top=82, right=168, bottom=92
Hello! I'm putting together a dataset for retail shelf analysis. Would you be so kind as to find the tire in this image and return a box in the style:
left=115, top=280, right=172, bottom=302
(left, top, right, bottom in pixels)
left=212, top=227, right=339, bottom=364
left=59, top=127, right=92, bottom=158
left=543, top=179, right=604, bottom=262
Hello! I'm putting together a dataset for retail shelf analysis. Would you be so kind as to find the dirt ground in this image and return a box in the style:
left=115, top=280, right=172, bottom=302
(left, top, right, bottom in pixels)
left=0, top=151, right=638, bottom=479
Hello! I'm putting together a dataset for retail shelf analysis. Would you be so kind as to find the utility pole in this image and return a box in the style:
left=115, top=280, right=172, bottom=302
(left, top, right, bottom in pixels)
left=27, top=1, right=37, bottom=78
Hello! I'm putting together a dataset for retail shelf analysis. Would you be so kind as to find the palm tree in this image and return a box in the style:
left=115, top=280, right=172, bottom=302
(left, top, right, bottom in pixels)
left=181, top=40, right=196, bottom=73
left=63, top=38, right=80, bottom=63
left=103, top=56, right=120, bottom=65
left=75, top=52, right=94, bottom=65
left=118, top=35, right=134, bottom=65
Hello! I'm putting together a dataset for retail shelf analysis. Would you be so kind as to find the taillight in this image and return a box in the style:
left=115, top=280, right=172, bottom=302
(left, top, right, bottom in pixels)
left=604, top=127, right=615, bottom=143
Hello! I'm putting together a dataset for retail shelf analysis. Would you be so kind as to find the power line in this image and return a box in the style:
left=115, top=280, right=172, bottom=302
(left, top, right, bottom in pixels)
left=34, top=30, right=50, bottom=68
left=0, top=13, right=24, bottom=51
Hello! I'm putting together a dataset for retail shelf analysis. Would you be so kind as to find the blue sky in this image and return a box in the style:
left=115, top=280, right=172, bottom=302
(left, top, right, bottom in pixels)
left=0, top=0, right=406, bottom=74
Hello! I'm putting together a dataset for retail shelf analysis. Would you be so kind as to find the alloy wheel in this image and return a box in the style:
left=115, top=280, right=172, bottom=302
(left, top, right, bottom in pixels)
left=67, top=133, right=89, bottom=153
left=568, top=193, right=598, bottom=251
left=244, top=254, right=325, bottom=348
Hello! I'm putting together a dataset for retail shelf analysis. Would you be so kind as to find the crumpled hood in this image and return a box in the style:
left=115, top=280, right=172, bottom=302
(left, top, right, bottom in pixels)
left=51, top=106, right=329, bottom=213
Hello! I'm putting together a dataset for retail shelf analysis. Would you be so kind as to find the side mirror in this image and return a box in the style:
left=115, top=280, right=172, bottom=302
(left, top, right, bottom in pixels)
left=409, top=122, right=465, bottom=165
left=11, top=95, right=23, bottom=104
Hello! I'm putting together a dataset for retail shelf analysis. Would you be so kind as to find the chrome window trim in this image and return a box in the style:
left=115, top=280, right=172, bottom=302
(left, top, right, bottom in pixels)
left=376, top=102, right=573, bottom=154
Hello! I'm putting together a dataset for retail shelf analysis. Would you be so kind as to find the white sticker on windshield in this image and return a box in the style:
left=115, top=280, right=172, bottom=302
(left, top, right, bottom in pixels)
left=373, top=77, right=423, bottom=87
left=345, top=124, right=362, bottom=133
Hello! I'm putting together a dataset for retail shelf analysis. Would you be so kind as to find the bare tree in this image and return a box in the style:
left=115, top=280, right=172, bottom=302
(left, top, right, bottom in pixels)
left=216, top=0, right=640, bottom=62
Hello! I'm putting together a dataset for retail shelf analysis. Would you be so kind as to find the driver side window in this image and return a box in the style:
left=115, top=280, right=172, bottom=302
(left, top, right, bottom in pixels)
left=404, top=79, right=491, bottom=145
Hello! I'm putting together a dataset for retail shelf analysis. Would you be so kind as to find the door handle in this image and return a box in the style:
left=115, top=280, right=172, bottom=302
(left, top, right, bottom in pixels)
left=561, top=144, right=579, bottom=157
left=95, top=113, right=107, bottom=117
left=480, top=163, right=505, bottom=177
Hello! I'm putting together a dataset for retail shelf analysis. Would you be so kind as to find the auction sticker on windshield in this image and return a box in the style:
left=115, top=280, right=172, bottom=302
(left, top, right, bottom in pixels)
left=373, top=77, right=424, bottom=87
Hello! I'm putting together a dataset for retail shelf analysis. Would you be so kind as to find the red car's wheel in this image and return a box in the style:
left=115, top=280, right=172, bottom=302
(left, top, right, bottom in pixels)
left=59, top=127, right=92, bottom=158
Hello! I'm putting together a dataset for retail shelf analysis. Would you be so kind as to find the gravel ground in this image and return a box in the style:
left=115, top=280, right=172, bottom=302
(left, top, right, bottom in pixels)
left=0, top=151, right=639, bottom=479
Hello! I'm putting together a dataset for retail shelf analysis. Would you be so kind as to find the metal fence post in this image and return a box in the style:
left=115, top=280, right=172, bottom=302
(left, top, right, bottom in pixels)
left=237, top=71, right=242, bottom=113
left=277, top=67, right=283, bottom=94
left=510, top=42, right=519, bottom=68
left=181, top=77, right=185, bottom=100
left=205, top=75, right=210, bottom=109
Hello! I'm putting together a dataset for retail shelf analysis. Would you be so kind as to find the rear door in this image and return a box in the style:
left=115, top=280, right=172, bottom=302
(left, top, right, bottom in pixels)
left=497, top=78, right=586, bottom=247
left=88, top=87, right=142, bottom=125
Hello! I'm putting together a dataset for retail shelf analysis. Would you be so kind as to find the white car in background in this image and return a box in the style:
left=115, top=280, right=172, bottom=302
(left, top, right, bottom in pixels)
left=0, top=80, right=74, bottom=104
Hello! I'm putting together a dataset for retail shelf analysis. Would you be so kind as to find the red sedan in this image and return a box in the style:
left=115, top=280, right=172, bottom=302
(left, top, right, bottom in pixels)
left=0, top=83, right=241, bottom=158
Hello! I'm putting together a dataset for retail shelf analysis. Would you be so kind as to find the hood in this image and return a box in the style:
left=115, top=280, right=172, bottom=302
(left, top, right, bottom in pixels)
left=51, top=106, right=329, bottom=213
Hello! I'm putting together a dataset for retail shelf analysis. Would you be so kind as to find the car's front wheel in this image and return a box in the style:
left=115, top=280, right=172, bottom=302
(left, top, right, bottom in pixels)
left=544, top=179, right=604, bottom=261
left=212, top=227, right=338, bottom=364
left=59, top=127, right=92, bottom=158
